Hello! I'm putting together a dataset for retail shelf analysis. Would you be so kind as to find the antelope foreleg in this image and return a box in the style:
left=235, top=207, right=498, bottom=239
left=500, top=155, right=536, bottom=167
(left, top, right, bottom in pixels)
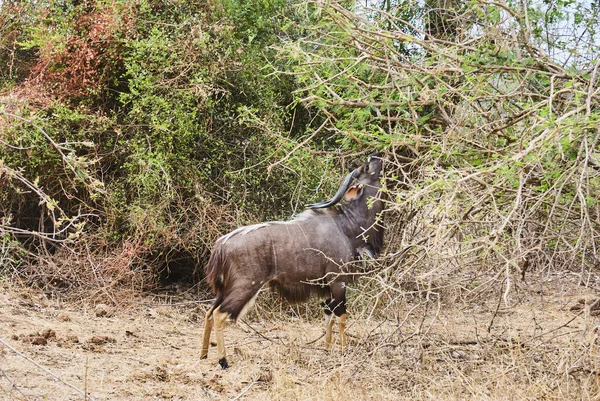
left=324, top=314, right=335, bottom=351
left=339, top=313, right=347, bottom=350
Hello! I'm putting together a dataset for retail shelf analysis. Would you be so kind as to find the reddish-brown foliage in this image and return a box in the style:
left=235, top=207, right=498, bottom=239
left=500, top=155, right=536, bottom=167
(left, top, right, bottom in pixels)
left=29, top=4, right=135, bottom=101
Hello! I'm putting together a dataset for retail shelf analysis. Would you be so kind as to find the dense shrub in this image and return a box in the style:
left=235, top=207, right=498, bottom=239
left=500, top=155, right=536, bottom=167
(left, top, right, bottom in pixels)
left=0, top=0, right=333, bottom=293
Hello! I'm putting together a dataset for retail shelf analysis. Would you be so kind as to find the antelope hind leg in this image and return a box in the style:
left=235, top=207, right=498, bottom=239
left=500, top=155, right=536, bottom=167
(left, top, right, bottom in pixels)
left=200, top=304, right=216, bottom=359
left=213, top=306, right=230, bottom=369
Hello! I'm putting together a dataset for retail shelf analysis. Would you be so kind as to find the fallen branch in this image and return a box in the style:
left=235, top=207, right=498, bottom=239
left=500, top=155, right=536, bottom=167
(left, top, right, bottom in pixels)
left=0, top=337, right=97, bottom=401
left=0, top=366, right=32, bottom=401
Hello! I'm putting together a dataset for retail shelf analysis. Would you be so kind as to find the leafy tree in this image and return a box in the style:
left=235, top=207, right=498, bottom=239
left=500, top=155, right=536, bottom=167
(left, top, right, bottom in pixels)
left=279, top=0, right=600, bottom=289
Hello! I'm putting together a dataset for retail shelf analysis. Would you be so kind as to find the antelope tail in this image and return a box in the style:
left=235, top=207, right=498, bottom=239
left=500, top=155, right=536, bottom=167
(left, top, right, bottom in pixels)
left=205, top=245, right=226, bottom=295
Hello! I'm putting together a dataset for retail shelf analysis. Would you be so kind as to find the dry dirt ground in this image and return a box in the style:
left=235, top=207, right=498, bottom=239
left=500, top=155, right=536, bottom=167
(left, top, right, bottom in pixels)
left=1, top=273, right=600, bottom=401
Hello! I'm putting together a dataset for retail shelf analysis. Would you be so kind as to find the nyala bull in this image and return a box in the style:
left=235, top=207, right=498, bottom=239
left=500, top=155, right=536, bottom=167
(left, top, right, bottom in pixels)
left=201, top=154, right=385, bottom=368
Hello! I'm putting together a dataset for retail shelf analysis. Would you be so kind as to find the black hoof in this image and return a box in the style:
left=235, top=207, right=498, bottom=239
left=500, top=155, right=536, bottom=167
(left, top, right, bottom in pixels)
left=200, top=354, right=207, bottom=360
left=218, top=357, right=229, bottom=369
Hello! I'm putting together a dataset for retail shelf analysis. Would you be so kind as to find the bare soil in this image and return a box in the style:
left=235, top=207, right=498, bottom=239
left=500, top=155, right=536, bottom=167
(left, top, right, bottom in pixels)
left=1, top=273, right=599, bottom=401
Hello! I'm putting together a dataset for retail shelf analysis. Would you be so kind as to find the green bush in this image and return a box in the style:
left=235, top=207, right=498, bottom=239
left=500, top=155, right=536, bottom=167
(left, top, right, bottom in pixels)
left=0, top=0, right=332, bottom=290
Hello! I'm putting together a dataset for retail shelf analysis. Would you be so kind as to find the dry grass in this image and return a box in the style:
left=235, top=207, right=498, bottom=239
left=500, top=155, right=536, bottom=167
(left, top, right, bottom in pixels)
left=1, top=269, right=599, bottom=401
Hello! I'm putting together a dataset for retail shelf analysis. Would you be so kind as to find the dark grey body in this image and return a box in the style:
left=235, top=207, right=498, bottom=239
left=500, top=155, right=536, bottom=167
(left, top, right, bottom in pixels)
left=209, top=208, right=370, bottom=318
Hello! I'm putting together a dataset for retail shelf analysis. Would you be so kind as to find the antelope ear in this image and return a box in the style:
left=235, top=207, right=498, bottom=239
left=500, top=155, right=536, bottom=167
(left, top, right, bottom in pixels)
left=344, top=185, right=362, bottom=201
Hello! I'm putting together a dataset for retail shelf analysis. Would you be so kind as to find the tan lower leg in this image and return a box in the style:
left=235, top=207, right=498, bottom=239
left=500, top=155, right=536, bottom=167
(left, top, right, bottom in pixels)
left=200, top=305, right=216, bottom=359
left=338, top=313, right=347, bottom=350
left=324, top=314, right=335, bottom=350
left=213, top=307, right=229, bottom=363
